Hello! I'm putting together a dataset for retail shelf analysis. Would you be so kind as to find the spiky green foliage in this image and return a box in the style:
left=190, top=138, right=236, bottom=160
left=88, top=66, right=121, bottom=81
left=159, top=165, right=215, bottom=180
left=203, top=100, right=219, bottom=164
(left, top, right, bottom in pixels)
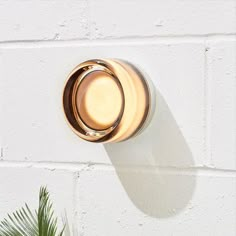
left=0, top=187, right=64, bottom=236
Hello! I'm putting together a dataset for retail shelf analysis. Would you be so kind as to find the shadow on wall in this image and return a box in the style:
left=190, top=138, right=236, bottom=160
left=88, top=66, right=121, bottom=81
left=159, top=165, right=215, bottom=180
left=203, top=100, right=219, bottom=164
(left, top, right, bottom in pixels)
left=104, top=89, right=196, bottom=218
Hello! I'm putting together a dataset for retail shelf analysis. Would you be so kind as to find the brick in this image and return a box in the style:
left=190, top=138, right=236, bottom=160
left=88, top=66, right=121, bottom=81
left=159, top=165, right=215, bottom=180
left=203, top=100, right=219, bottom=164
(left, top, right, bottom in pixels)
left=89, top=0, right=236, bottom=39
left=0, top=42, right=205, bottom=166
left=207, top=40, right=236, bottom=169
left=0, top=0, right=235, bottom=42
left=0, top=0, right=89, bottom=42
left=77, top=167, right=236, bottom=236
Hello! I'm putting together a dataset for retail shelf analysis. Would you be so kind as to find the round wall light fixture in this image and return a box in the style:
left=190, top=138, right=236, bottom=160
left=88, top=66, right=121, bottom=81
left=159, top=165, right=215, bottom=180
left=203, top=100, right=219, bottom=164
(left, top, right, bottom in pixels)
left=63, top=59, right=155, bottom=143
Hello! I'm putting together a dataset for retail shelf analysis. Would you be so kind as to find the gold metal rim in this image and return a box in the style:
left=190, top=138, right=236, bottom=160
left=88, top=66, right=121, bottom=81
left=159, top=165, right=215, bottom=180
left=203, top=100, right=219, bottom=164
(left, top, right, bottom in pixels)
left=72, top=65, right=125, bottom=139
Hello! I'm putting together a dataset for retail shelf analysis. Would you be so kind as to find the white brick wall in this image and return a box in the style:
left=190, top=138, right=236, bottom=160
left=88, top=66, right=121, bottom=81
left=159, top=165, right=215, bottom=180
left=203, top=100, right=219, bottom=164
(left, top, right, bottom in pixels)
left=0, top=0, right=235, bottom=235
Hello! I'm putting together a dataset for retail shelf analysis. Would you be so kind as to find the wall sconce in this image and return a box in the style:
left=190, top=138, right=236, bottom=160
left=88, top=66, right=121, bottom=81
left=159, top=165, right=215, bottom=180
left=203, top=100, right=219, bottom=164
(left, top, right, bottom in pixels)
left=63, top=59, right=155, bottom=143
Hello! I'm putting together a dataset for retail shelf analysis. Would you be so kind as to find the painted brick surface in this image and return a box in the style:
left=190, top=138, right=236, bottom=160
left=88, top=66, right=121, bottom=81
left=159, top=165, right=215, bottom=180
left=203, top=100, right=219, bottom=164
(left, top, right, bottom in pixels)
left=0, top=0, right=235, bottom=235
left=89, top=0, right=236, bottom=38
left=207, top=40, right=236, bottom=170
left=0, top=0, right=89, bottom=42
left=0, top=43, right=205, bottom=167
left=0, top=0, right=235, bottom=41
left=77, top=167, right=236, bottom=236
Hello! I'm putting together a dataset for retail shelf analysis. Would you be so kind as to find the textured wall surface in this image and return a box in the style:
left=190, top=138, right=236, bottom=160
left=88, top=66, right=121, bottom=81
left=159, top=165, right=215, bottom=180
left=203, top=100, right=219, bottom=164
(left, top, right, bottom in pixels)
left=0, top=0, right=236, bottom=235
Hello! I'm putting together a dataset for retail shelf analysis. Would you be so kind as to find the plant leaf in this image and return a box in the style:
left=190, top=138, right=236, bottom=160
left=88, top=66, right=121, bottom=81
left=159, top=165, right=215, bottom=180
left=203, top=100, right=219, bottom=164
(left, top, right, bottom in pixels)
left=0, top=187, right=64, bottom=236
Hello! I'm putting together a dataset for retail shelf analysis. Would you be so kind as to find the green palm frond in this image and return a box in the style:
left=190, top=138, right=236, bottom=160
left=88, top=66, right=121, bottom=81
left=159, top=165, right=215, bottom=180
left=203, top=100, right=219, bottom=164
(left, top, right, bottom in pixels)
left=0, top=187, right=64, bottom=236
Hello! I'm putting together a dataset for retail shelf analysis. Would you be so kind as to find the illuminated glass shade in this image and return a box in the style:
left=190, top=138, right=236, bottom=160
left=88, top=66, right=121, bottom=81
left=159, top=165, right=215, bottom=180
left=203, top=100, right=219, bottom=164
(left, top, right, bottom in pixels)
left=63, top=59, right=154, bottom=143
